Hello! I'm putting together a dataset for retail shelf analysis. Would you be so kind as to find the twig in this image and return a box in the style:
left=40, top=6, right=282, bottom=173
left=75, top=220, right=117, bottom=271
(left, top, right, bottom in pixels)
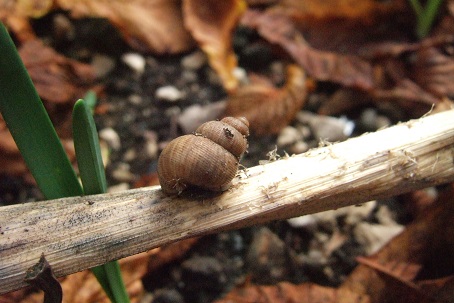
left=1, top=109, right=454, bottom=294
left=24, top=254, right=62, bottom=303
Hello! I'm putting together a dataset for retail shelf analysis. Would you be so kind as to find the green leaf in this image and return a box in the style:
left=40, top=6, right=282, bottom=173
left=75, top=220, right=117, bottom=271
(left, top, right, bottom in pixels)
left=73, top=98, right=130, bottom=303
left=72, top=99, right=107, bottom=195
left=0, top=21, right=83, bottom=199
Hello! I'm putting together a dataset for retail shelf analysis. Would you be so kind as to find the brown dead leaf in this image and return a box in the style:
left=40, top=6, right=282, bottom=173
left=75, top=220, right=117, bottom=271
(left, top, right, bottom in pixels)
left=0, top=39, right=94, bottom=180
left=0, top=250, right=158, bottom=303
left=56, top=0, right=194, bottom=54
left=340, top=184, right=454, bottom=303
left=0, top=0, right=53, bottom=19
left=216, top=281, right=340, bottom=303
left=241, top=9, right=375, bottom=90
left=19, top=39, right=95, bottom=104
left=1, top=238, right=199, bottom=303
left=411, top=47, right=454, bottom=99
left=225, top=64, right=307, bottom=135
left=183, top=0, right=247, bottom=92
left=147, top=237, right=199, bottom=272
left=272, top=0, right=406, bottom=22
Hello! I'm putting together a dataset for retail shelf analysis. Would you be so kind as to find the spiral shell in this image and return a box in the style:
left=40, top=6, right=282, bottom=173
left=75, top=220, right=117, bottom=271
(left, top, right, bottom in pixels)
left=157, top=117, right=249, bottom=195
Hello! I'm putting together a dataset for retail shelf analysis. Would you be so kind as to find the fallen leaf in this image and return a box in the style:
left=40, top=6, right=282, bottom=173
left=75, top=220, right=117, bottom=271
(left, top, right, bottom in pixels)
left=19, top=39, right=95, bottom=104
left=225, top=64, right=307, bottom=135
left=241, top=9, right=375, bottom=90
left=340, top=184, right=454, bottom=303
left=147, top=237, right=200, bottom=272
left=0, top=250, right=159, bottom=303
left=183, top=0, right=247, bottom=92
left=411, top=47, right=454, bottom=99
left=271, top=0, right=406, bottom=22
left=57, top=0, right=195, bottom=54
left=215, top=281, right=340, bottom=303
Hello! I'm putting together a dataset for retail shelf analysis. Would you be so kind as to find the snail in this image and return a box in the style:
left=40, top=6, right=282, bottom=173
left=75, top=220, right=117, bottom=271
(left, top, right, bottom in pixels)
left=157, top=117, right=249, bottom=195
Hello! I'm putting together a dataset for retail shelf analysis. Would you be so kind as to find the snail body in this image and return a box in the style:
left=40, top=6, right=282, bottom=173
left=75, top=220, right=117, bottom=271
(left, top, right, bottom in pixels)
left=158, top=117, right=249, bottom=195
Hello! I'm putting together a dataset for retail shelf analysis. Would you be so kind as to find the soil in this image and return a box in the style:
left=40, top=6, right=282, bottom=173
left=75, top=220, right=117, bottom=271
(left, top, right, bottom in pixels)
left=0, top=13, right=413, bottom=303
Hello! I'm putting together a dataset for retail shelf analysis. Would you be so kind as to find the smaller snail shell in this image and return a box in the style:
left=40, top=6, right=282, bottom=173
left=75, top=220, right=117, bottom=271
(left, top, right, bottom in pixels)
left=157, top=117, right=249, bottom=195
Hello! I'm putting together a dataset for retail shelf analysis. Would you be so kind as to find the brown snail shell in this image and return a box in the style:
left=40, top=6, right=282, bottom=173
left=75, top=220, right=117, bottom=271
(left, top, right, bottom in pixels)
left=157, top=117, right=249, bottom=195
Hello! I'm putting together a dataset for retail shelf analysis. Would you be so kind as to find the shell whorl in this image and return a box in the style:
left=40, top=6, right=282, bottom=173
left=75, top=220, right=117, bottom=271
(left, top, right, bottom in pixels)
left=157, top=117, right=249, bottom=195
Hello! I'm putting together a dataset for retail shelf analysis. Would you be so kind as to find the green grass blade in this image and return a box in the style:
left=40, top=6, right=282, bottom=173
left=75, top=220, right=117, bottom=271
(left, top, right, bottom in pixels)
left=408, top=0, right=423, bottom=16
left=73, top=98, right=130, bottom=303
left=417, top=0, right=444, bottom=38
left=72, top=99, right=107, bottom=194
left=0, top=21, right=83, bottom=199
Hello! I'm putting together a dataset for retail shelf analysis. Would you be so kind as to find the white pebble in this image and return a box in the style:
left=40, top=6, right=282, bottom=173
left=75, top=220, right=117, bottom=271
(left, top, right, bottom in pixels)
left=108, top=183, right=130, bottom=193
left=178, top=101, right=227, bottom=134
left=297, top=111, right=354, bottom=142
left=233, top=67, right=248, bottom=85
left=144, top=131, right=158, bottom=159
left=277, top=126, right=300, bottom=147
left=128, top=94, right=143, bottom=105
left=354, top=222, right=404, bottom=255
left=91, top=54, right=116, bottom=78
left=290, top=141, right=309, bottom=154
left=155, top=85, right=184, bottom=102
left=111, top=163, right=135, bottom=182
left=181, top=50, right=207, bottom=70
left=99, top=127, right=121, bottom=150
left=122, top=53, right=146, bottom=74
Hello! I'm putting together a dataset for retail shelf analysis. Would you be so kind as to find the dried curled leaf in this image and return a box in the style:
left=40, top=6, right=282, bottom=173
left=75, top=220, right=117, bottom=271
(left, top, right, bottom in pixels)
left=241, top=9, right=375, bottom=90
left=339, top=184, right=454, bottom=303
left=56, top=0, right=194, bottom=54
left=411, top=47, right=454, bottom=99
left=183, top=0, right=247, bottom=92
left=225, top=64, right=307, bottom=135
left=272, top=0, right=406, bottom=22
left=19, top=39, right=95, bottom=104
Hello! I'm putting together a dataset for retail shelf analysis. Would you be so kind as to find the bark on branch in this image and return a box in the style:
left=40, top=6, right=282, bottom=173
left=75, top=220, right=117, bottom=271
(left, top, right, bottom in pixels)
left=1, top=109, right=454, bottom=294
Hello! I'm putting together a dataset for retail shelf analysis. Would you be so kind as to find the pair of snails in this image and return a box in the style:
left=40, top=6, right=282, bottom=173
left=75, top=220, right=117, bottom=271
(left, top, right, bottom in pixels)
left=157, top=117, right=249, bottom=195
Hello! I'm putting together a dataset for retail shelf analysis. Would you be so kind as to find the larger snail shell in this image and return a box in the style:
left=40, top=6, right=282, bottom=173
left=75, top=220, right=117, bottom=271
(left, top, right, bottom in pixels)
left=157, top=117, right=249, bottom=195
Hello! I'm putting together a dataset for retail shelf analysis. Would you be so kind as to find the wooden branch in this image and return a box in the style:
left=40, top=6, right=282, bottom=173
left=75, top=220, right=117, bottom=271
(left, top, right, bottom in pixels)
left=2, top=109, right=454, bottom=294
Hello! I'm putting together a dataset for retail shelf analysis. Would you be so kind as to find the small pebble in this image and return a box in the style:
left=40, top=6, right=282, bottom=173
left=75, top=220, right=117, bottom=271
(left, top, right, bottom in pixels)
left=297, top=111, right=354, bottom=142
left=178, top=101, right=227, bottom=134
left=152, top=289, right=184, bottom=303
left=277, top=126, right=300, bottom=147
left=122, top=148, right=136, bottom=162
left=155, top=85, right=184, bottom=102
left=289, top=141, right=309, bottom=154
left=181, top=70, right=198, bottom=83
left=296, top=125, right=312, bottom=139
left=181, top=256, right=227, bottom=291
left=53, top=13, right=75, bottom=41
left=122, top=53, right=146, bottom=74
left=181, top=50, right=207, bottom=70
left=233, top=67, right=248, bottom=85
left=354, top=222, right=404, bottom=255
left=107, top=182, right=130, bottom=193
left=246, top=227, right=288, bottom=283
left=144, top=130, right=158, bottom=159
left=111, top=163, right=136, bottom=182
left=128, top=94, right=143, bottom=105
left=91, top=54, right=116, bottom=78
left=99, top=127, right=121, bottom=150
